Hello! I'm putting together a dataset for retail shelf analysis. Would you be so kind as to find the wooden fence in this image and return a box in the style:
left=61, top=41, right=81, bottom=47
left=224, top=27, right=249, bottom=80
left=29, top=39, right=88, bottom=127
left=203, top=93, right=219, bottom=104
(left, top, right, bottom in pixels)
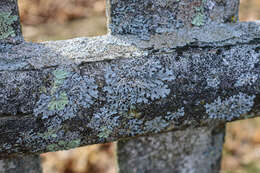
left=0, top=0, right=260, bottom=172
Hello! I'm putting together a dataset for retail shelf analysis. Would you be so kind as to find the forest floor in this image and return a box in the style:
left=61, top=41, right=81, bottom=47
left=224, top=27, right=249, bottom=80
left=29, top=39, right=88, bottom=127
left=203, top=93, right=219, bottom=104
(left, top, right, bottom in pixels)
left=18, top=0, right=260, bottom=172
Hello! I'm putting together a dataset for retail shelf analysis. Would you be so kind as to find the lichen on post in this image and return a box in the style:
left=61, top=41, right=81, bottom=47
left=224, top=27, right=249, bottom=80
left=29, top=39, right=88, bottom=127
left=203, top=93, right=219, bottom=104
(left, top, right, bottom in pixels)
left=0, top=0, right=23, bottom=43
left=0, top=0, right=42, bottom=173
left=0, top=0, right=259, bottom=172
left=107, top=0, right=240, bottom=172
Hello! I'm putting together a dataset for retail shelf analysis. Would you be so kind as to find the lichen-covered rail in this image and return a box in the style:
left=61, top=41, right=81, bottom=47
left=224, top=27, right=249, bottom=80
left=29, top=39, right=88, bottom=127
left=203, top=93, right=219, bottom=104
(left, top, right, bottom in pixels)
left=0, top=21, right=260, bottom=155
left=1, top=0, right=260, bottom=172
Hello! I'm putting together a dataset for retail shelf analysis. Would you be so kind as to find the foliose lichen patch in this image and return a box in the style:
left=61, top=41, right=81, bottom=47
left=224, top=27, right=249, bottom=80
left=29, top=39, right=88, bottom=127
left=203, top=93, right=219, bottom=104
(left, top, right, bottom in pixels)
left=222, top=46, right=259, bottom=87
left=89, top=57, right=175, bottom=136
left=34, top=69, right=98, bottom=122
left=165, top=107, right=185, bottom=121
left=46, top=139, right=81, bottom=151
left=103, top=58, right=175, bottom=112
left=15, top=125, right=82, bottom=152
left=0, top=12, right=17, bottom=40
left=192, top=13, right=205, bottom=27
left=144, top=117, right=169, bottom=133
left=88, top=57, right=176, bottom=138
left=88, top=107, right=119, bottom=138
left=234, top=72, right=258, bottom=87
left=205, top=93, right=255, bottom=120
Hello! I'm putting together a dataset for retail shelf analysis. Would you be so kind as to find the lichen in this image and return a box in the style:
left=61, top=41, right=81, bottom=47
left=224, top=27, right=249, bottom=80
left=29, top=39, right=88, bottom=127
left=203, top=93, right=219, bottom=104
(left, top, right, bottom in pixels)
left=205, top=93, right=255, bottom=120
left=46, top=139, right=81, bottom=151
left=144, top=117, right=169, bottom=133
left=192, top=13, right=205, bottom=26
left=0, top=12, right=18, bottom=39
left=103, top=58, right=175, bottom=112
left=0, top=71, right=46, bottom=116
left=165, top=107, right=185, bottom=121
left=88, top=107, right=119, bottom=138
left=51, top=69, right=70, bottom=94
left=48, top=92, right=69, bottom=111
left=65, top=73, right=98, bottom=109
left=86, top=58, right=175, bottom=138
left=120, top=106, right=144, bottom=136
left=206, top=76, right=220, bottom=88
left=234, top=72, right=258, bottom=87
left=126, top=118, right=144, bottom=136
left=38, top=128, right=58, bottom=140
left=34, top=69, right=98, bottom=121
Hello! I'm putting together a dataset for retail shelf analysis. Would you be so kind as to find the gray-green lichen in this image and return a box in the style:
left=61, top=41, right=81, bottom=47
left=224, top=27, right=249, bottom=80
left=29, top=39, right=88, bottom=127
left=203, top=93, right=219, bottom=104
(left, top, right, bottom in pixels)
left=192, top=13, right=205, bottom=27
left=0, top=12, right=17, bottom=39
left=86, top=57, right=176, bottom=138
left=48, top=92, right=69, bottom=111
left=38, top=128, right=58, bottom=140
left=205, top=93, right=256, bottom=120
left=46, top=139, right=81, bottom=151
left=88, top=107, right=119, bottom=138
left=144, top=117, right=169, bottom=133
left=103, top=58, right=175, bottom=111
left=34, top=69, right=98, bottom=122
left=17, top=125, right=82, bottom=152
left=34, top=69, right=71, bottom=119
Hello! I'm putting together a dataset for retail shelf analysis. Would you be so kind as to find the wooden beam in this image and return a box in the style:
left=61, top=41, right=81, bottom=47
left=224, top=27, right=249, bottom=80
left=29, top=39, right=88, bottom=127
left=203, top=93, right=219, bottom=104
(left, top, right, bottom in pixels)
left=0, top=22, right=259, bottom=155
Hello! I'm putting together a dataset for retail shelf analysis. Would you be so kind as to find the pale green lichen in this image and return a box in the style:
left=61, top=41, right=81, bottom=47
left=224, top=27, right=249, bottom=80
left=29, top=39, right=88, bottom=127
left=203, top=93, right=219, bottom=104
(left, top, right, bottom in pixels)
left=97, top=126, right=113, bottom=138
left=192, top=5, right=205, bottom=27
left=46, top=139, right=81, bottom=151
left=192, top=13, right=205, bottom=26
left=47, top=69, right=70, bottom=111
left=0, top=12, right=18, bottom=39
left=46, top=144, right=58, bottom=151
left=38, top=128, right=58, bottom=140
left=48, top=92, right=69, bottom=111
left=53, top=69, right=70, bottom=81
left=51, top=69, right=70, bottom=94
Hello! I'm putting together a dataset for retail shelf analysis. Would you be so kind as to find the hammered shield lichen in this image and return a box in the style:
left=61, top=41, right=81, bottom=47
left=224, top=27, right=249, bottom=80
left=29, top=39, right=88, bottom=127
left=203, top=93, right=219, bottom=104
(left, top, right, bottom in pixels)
left=0, top=12, right=17, bottom=39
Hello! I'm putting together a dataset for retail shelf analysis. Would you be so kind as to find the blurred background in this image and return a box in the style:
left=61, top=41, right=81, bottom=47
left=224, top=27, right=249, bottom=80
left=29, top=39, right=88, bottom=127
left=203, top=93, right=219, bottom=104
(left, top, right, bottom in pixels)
left=17, top=0, right=260, bottom=172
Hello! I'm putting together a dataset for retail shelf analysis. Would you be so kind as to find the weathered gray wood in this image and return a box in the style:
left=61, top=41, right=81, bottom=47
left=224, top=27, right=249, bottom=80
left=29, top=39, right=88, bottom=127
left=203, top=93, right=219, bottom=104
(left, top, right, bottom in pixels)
left=0, top=1, right=42, bottom=172
left=0, top=22, right=259, bottom=155
left=0, top=0, right=259, bottom=158
left=117, top=122, right=225, bottom=173
left=114, top=0, right=255, bottom=172
left=0, top=155, right=42, bottom=173
left=0, top=4, right=259, bottom=173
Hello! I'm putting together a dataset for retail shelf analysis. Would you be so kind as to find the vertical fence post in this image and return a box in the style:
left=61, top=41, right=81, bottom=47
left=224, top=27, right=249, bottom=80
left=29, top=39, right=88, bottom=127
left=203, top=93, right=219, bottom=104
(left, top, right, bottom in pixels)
left=0, top=155, right=42, bottom=173
left=0, top=0, right=42, bottom=172
left=106, top=0, right=240, bottom=172
left=117, top=122, right=225, bottom=173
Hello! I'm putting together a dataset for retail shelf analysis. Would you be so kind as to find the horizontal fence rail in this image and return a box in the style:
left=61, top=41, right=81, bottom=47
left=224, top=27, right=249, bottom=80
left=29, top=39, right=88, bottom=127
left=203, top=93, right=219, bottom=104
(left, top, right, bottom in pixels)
left=0, top=0, right=260, bottom=172
left=0, top=21, right=259, bottom=155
